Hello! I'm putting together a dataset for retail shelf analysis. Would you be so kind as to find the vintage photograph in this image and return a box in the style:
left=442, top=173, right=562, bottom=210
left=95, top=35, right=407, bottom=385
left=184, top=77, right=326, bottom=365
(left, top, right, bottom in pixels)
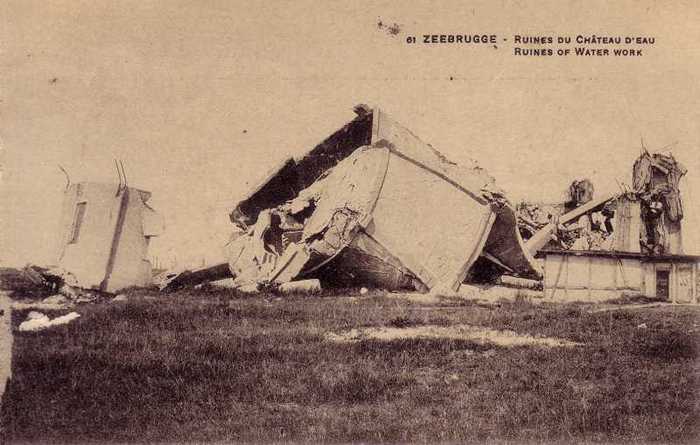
left=1, top=1, right=698, bottom=443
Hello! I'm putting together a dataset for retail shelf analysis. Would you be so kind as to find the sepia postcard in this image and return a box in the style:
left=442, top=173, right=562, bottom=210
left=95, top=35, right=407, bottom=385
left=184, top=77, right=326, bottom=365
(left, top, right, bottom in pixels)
left=1, top=1, right=698, bottom=443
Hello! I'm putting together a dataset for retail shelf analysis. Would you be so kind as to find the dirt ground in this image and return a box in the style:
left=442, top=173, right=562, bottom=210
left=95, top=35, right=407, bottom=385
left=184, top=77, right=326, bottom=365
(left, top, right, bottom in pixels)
left=325, top=323, right=581, bottom=347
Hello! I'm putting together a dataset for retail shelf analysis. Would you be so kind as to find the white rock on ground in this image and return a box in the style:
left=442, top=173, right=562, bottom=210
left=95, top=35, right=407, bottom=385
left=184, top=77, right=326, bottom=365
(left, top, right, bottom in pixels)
left=42, top=294, right=69, bottom=305
left=278, top=279, right=321, bottom=294
left=18, top=311, right=81, bottom=332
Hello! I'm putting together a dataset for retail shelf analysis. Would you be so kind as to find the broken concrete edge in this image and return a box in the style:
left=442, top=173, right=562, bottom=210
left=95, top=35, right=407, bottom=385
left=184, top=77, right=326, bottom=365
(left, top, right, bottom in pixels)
left=524, top=192, right=620, bottom=255
left=633, top=151, right=686, bottom=254
left=233, top=110, right=375, bottom=225
left=278, top=279, right=322, bottom=294
left=497, top=275, right=543, bottom=290
left=218, top=106, right=541, bottom=294
left=0, top=264, right=106, bottom=302
left=225, top=143, right=396, bottom=292
left=157, top=263, right=232, bottom=292
left=55, top=182, right=162, bottom=293
left=156, top=260, right=325, bottom=296
left=522, top=147, right=689, bottom=259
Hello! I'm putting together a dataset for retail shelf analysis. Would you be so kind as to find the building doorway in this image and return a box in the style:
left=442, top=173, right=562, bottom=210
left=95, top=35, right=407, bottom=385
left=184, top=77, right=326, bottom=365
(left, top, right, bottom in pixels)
left=656, top=270, right=670, bottom=299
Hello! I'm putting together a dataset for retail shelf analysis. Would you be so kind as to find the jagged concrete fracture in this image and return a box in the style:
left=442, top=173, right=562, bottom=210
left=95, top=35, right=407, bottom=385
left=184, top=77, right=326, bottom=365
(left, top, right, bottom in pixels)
left=55, top=182, right=163, bottom=293
left=224, top=106, right=542, bottom=293
left=633, top=150, right=687, bottom=254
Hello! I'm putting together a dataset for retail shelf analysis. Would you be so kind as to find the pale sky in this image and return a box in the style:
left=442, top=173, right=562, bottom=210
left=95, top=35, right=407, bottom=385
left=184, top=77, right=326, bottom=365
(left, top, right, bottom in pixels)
left=2, top=0, right=699, bottom=268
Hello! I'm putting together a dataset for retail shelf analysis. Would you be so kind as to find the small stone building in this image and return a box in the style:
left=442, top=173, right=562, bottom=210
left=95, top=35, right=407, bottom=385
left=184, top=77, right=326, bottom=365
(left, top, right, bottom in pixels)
left=540, top=249, right=699, bottom=303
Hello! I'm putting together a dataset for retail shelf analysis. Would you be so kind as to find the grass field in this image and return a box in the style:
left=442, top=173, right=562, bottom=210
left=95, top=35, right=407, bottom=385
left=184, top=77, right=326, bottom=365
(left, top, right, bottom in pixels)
left=2, top=288, right=698, bottom=443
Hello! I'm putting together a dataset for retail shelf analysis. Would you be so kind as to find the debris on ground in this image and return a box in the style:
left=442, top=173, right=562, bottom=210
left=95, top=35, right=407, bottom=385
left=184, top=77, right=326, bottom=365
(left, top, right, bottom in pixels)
left=2, top=166, right=164, bottom=300
left=237, top=283, right=262, bottom=294
left=11, top=301, right=71, bottom=311
left=173, top=106, right=542, bottom=294
left=0, top=265, right=66, bottom=298
left=457, top=284, right=544, bottom=304
left=521, top=148, right=689, bottom=259
left=278, top=279, right=322, bottom=294
left=156, top=263, right=231, bottom=292
left=18, top=311, right=80, bottom=332
left=385, top=292, right=445, bottom=305
left=54, top=178, right=163, bottom=293
left=325, top=324, right=581, bottom=347
left=41, top=294, right=69, bottom=306
left=521, top=190, right=618, bottom=254
left=1, top=265, right=101, bottom=303
left=497, top=275, right=542, bottom=290
left=11, top=293, right=75, bottom=311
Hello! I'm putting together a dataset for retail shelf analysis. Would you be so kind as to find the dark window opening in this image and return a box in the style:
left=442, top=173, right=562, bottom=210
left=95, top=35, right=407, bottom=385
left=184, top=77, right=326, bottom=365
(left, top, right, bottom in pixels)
left=656, top=269, right=670, bottom=299
left=69, top=202, right=87, bottom=244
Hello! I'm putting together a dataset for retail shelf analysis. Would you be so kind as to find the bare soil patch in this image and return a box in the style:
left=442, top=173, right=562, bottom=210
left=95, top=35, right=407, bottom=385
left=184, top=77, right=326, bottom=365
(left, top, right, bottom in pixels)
left=326, top=324, right=581, bottom=347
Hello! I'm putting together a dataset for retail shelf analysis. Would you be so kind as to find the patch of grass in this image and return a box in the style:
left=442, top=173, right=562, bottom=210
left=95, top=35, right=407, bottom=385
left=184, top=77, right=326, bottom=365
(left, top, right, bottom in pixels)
left=2, top=292, right=698, bottom=443
left=628, top=328, right=697, bottom=360
left=605, top=293, right=666, bottom=305
left=386, top=315, right=423, bottom=328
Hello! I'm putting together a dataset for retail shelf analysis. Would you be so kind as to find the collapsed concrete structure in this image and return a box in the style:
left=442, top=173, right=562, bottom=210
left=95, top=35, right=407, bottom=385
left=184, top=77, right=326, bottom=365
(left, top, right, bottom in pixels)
left=522, top=190, right=618, bottom=254
left=163, top=106, right=542, bottom=293
left=633, top=151, right=686, bottom=255
left=521, top=150, right=688, bottom=257
left=1, top=176, right=163, bottom=298
left=226, top=106, right=542, bottom=293
left=149, top=107, right=700, bottom=304
left=55, top=182, right=163, bottom=293
left=523, top=150, right=699, bottom=303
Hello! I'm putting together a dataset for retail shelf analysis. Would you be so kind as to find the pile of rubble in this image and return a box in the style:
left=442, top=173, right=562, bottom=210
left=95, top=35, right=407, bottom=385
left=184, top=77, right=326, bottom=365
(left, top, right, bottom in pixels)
left=633, top=151, right=686, bottom=254
left=1, top=165, right=163, bottom=303
left=517, top=179, right=616, bottom=252
left=517, top=150, right=687, bottom=257
left=161, top=106, right=542, bottom=294
left=0, top=265, right=98, bottom=303
left=1, top=105, right=691, bottom=302
left=516, top=202, right=562, bottom=242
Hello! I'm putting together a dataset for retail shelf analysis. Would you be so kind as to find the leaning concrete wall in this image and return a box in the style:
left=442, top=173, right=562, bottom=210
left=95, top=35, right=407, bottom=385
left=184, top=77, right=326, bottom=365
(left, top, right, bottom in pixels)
left=369, top=108, right=541, bottom=289
left=56, top=183, right=122, bottom=289
left=56, top=182, right=155, bottom=292
left=364, top=147, right=495, bottom=292
left=105, top=189, right=154, bottom=292
left=226, top=106, right=541, bottom=292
